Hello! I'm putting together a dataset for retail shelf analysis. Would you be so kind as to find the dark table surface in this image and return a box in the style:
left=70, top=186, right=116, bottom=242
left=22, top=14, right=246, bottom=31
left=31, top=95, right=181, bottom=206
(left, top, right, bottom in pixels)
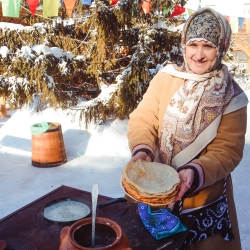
left=0, top=185, right=193, bottom=250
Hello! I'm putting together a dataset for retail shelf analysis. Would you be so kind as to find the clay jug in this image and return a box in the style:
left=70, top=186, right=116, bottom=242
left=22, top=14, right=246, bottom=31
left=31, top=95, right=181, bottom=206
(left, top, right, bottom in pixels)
left=59, top=217, right=132, bottom=250
left=0, top=240, right=7, bottom=250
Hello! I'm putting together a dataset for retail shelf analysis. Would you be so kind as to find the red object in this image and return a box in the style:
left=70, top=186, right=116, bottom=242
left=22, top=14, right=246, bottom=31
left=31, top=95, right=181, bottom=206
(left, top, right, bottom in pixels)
left=27, top=0, right=39, bottom=16
left=141, top=0, right=152, bottom=14
left=110, top=0, right=118, bottom=6
left=169, top=5, right=185, bottom=18
left=0, top=240, right=7, bottom=250
left=224, top=15, right=230, bottom=22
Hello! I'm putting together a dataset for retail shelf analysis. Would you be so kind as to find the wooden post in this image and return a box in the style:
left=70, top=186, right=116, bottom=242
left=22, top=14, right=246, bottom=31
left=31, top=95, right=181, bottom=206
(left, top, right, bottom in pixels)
left=246, top=18, right=250, bottom=34
left=243, top=19, right=250, bottom=73
left=0, top=97, right=9, bottom=118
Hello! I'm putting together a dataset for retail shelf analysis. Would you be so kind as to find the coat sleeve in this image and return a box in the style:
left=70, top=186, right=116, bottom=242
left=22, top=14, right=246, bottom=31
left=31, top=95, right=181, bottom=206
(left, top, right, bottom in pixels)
left=192, top=106, right=247, bottom=188
left=127, top=72, right=165, bottom=153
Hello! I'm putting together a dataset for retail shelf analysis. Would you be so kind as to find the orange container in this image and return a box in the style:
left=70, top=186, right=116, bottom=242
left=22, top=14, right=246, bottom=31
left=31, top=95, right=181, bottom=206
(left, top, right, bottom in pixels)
left=59, top=217, right=131, bottom=250
left=31, top=122, right=67, bottom=167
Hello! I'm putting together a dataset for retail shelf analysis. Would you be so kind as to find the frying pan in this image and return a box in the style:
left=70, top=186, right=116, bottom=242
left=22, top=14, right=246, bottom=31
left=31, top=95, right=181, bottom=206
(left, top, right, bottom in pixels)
left=42, top=197, right=127, bottom=224
left=42, top=197, right=92, bottom=223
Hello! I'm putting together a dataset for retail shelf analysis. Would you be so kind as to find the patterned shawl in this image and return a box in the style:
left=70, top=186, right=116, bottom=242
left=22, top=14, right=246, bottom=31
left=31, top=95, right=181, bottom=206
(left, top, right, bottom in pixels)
left=159, top=7, right=248, bottom=168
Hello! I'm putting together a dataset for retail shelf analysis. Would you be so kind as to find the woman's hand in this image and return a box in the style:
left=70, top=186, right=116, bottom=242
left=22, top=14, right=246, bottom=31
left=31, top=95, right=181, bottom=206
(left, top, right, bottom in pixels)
left=176, top=168, right=194, bottom=200
left=130, top=151, right=152, bottom=162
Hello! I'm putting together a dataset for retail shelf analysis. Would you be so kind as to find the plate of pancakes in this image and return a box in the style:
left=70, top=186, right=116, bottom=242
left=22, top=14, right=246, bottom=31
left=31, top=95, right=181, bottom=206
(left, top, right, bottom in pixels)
left=121, top=159, right=180, bottom=206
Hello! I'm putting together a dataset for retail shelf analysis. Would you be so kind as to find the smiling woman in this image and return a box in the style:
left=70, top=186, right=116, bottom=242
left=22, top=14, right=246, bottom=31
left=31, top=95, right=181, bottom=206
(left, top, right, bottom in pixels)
left=126, top=6, right=249, bottom=250
left=185, top=41, right=217, bottom=74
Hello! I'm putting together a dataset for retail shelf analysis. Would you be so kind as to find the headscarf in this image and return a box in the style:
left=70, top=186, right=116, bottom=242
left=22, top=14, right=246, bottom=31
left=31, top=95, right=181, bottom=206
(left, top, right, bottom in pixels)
left=181, top=8, right=231, bottom=73
left=159, top=7, right=248, bottom=168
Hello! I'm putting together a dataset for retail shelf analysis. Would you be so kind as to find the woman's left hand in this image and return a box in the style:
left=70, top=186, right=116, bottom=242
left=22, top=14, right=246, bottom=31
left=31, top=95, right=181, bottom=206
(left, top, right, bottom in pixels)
left=176, top=168, right=194, bottom=200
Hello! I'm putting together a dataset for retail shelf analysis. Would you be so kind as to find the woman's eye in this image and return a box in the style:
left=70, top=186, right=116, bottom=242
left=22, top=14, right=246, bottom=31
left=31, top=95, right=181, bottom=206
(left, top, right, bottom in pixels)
left=204, top=45, right=213, bottom=49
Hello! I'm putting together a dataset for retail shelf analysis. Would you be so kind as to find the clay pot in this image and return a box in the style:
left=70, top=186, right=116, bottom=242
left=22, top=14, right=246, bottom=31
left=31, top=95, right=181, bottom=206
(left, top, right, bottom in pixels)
left=0, top=240, right=7, bottom=250
left=59, top=217, right=131, bottom=250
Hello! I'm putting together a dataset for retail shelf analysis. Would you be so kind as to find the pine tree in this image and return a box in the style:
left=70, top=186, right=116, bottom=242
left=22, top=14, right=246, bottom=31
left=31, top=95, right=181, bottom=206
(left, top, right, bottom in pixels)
left=0, top=0, right=186, bottom=127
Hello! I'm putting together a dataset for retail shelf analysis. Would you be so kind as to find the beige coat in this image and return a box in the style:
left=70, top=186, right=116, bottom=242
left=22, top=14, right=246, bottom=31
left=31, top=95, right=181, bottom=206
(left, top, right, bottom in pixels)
left=127, top=72, right=248, bottom=250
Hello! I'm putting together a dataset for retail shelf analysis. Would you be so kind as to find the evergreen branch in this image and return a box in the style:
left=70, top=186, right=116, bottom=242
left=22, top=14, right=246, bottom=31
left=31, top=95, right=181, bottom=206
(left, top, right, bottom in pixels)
left=72, top=20, right=95, bottom=53
left=0, top=0, right=187, bottom=128
left=103, top=67, right=127, bottom=73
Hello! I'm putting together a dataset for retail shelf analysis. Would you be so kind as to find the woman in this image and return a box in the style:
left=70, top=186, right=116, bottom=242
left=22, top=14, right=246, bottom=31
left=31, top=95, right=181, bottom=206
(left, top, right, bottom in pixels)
left=127, top=7, right=248, bottom=250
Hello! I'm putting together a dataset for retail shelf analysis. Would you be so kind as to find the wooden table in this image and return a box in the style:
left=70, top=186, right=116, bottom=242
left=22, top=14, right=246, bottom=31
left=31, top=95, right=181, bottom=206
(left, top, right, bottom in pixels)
left=0, top=186, right=193, bottom=250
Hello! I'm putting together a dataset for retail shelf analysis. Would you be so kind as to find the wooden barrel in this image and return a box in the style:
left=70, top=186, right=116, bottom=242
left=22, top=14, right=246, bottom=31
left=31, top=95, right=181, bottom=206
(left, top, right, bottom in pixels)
left=31, top=122, right=67, bottom=167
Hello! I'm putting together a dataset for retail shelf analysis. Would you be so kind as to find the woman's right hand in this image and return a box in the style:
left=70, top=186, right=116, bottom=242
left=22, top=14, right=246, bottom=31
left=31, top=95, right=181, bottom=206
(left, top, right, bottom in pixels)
left=130, top=151, right=152, bottom=162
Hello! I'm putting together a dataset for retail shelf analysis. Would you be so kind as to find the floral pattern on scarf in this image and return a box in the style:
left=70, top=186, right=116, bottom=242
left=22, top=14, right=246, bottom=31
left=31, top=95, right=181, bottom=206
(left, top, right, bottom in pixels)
left=159, top=7, right=246, bottom=167
left=159, top=65, right=243, bottom=166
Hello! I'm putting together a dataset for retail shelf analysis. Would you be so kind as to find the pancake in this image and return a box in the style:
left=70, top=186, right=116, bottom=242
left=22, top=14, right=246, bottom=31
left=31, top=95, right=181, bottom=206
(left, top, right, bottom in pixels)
left=121, top=159, right=180, bottom=206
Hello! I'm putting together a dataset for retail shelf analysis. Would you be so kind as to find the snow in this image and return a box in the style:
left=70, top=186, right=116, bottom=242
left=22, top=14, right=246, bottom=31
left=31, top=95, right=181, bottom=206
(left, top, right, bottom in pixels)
left=0, top=107, right=131, bottom=217
left=150, top=20, right=169, bottom=29
left=0, top=22, right=29, bottom=31
left=0, top=46, right=9, bottom=58
left=0, top=20, right=249, bottom=249
left=0, top=90, right=249, bottom=249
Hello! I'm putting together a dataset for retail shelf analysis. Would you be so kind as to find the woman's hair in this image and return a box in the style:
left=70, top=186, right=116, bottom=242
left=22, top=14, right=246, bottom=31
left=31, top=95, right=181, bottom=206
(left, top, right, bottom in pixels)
left=181, top=7, right=232, bottom=72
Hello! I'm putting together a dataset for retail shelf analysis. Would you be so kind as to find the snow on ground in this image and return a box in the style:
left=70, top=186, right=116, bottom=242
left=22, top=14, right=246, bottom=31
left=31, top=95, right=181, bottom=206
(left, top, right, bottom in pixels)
left=0, top=90, right=250, bottom=249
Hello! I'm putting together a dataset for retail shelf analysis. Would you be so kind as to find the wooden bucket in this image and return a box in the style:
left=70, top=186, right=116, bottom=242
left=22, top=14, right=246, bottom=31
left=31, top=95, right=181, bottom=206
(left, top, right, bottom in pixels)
left=31, top=122, right=67, bottom=167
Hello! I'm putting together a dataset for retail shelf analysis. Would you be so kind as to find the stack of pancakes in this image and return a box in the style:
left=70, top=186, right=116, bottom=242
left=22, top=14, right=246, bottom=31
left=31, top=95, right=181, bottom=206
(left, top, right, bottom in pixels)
left=121, top=159, right=180, bottom=206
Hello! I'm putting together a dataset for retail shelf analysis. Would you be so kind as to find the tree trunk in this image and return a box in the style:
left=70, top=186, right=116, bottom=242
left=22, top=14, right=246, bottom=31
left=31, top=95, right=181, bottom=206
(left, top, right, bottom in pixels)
left=0, top=97, right=9, bottom=118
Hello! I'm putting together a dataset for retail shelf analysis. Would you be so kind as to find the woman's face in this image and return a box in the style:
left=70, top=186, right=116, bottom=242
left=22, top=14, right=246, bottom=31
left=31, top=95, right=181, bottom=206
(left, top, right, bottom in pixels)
left=185, top=40, right=217, bottom=74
